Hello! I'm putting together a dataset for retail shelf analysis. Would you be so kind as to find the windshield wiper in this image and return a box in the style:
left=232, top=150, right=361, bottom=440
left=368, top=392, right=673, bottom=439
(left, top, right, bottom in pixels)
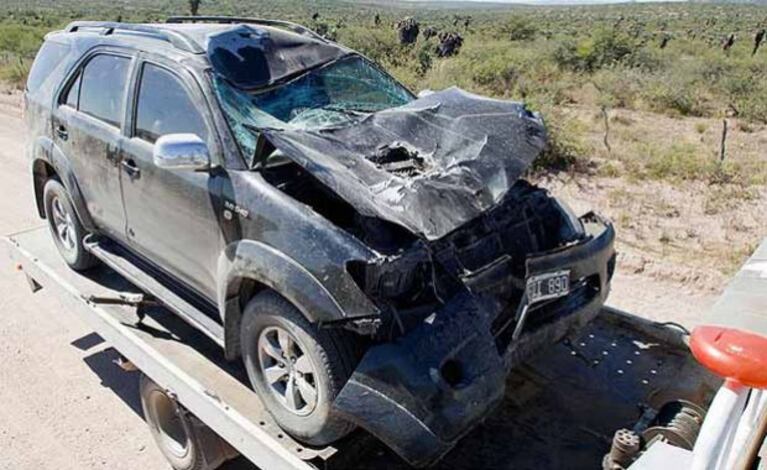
left=323, top=103, right=381, bottom=113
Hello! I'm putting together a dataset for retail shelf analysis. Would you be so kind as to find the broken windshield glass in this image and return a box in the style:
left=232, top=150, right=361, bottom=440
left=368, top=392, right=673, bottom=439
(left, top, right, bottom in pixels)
left=213, top=55, right=414, bottom=158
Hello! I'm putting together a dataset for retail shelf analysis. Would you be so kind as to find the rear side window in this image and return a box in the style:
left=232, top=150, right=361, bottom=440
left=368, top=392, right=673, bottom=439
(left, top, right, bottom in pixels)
left=135, top=64, right=208, bottom=143
left=79, top=55, right=131, bottom=128
left=27, top=41, right=70, bottom=92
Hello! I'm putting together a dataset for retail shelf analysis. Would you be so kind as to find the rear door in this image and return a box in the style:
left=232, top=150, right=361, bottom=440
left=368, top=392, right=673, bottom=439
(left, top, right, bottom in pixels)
left=52, top=52, right=133, bottom=239
left=119, top=59, right=224, bottom=300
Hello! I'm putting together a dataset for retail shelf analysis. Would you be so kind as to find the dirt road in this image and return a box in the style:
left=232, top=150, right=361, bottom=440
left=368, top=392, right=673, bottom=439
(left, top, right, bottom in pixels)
left=0, top=100, right=718, bottom=469
left=0, top=103, right=169, bottom=469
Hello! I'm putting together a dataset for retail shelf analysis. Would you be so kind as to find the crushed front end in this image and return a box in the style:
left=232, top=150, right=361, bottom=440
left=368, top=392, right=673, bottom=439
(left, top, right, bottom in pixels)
left=333, top=183, right=616, bottom=467
left=240, top=84, right=617, bottom=466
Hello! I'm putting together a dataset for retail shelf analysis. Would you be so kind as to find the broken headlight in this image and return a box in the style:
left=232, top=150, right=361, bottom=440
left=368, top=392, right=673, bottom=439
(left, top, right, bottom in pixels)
left=346, top=248, right=433, bottom=305
left=554, top=198, right=585, bottom=242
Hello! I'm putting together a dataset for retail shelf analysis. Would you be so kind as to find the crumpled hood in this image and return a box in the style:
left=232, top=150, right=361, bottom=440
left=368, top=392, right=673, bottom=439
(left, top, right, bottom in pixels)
left=262, top=87, right=547, bottom=240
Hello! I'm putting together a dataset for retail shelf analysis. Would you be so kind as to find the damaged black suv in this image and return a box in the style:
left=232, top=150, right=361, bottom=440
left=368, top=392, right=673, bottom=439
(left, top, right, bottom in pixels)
left=26, top=17, right=615, bottom=467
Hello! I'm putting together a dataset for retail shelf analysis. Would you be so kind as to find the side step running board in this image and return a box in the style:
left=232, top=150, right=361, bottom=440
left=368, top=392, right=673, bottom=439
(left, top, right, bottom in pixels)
left=84, top=237, right=225, bottom=347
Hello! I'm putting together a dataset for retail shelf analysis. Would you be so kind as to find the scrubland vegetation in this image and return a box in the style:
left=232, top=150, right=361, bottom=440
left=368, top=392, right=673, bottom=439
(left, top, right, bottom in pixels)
left=1, top=0, right=765, bottom=280
left=2, top=1, right=765, bottom=178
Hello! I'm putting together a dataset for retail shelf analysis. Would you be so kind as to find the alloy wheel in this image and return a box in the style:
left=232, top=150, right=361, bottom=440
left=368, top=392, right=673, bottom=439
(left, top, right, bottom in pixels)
left=257, top=326, right=319, bottom=416
left=51, top=195, right=76, bottom=252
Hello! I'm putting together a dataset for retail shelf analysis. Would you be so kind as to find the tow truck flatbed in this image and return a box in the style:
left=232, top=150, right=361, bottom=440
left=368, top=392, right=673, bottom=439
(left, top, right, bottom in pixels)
left=4, top=226, right=721, bottom=469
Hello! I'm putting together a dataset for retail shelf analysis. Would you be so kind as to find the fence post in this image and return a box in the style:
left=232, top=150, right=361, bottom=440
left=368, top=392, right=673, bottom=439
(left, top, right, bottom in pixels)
left=601, top=106, right=611, bottom=154
left=719, top=119, right=728, bottom=163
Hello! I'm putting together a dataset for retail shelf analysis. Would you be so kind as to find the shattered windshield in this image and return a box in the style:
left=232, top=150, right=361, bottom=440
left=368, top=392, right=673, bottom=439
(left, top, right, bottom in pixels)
left=213, top=55, right=414, bottom=158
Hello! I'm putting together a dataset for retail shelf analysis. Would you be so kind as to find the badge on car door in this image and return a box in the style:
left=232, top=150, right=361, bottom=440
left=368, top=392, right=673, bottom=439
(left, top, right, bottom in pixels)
left=526, top=270, right=570, bottom=304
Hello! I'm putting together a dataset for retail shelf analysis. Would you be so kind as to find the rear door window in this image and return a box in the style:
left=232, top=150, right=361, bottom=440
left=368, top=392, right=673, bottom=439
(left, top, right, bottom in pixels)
left=79, top=54, right=131, bottom=128
left=27, top=41, right=70, bottom=92
left=134, top=63, right=208, bottom=143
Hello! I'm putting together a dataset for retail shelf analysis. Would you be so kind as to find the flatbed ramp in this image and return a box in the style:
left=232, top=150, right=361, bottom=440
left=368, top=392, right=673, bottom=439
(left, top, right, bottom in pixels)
left=5, top=227, right=720, bottom=469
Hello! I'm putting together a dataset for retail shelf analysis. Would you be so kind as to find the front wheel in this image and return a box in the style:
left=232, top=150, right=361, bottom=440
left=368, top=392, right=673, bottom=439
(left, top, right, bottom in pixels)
left=240, top=291, right=358, bottom=446
left=42, top=179, right=97, bottom=270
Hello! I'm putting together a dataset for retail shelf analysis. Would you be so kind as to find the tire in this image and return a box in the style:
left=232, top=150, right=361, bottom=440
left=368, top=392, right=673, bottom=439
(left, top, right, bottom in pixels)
left=42, top=178, right=97, bottom=270
left=240, top=291, right=358, bottom=446
left=139, top=375, right=236, bottom=470
left=140, top=374, right=207, bottom=470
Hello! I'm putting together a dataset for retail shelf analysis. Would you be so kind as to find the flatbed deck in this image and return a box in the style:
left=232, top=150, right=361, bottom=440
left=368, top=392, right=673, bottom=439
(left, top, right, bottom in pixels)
left=4, top=226, right=721, bottom=469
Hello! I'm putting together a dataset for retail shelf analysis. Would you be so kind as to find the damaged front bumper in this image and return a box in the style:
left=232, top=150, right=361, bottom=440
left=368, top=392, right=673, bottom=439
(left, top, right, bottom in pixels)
left=333, top=213, right=616, bottom=467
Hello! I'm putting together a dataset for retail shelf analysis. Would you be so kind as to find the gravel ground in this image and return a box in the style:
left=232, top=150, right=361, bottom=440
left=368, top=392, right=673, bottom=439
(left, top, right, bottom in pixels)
left=0, top=110, right=169, bottom=469
left=0, top=102, right=722, bottom=470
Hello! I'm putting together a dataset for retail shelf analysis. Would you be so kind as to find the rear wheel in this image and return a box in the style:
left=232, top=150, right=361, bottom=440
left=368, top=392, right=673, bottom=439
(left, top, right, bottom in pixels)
left=42, top=179, right=97, bottom=270
left=240, top=291, right=358, bottom=446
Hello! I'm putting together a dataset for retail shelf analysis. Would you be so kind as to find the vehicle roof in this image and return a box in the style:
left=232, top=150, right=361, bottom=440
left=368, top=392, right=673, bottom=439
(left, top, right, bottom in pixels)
left=50, top=20, right=344, bottom=59
left=48, top=20, right=352, bottom=88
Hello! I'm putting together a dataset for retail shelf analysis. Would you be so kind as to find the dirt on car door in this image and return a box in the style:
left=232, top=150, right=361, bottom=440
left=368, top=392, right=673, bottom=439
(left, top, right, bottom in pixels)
left=51, top=52, right=133, bottom=239
left=118, top=59, right=224, bottom=301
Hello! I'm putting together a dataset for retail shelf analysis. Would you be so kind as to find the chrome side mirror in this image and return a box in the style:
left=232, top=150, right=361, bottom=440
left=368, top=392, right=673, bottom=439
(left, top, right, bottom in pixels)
left=153, top=133, right=210, bottom=171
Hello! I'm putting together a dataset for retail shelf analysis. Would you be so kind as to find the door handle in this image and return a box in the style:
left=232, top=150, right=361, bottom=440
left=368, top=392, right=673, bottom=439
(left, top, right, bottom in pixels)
left=55, top=125, right=68, bottom=141
left=121, top=159, right=141, bottom=179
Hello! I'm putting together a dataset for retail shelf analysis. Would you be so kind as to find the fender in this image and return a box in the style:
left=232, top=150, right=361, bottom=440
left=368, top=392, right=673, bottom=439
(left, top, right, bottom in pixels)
left=216, top=239, right=378, bottom=359
left=32, top=138, right=97, bottom=232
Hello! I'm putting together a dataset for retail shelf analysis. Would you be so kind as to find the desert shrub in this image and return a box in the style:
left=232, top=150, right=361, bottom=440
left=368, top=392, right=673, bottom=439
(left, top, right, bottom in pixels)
left=553, top=27, right=640, bottom=72
left=498, top=15, right=538, bottom=41
left=0, top=58, right=31, bottom=88
left=418, top=38, right=571, bottom=104
left=0, top=24, right=44, bottom=57
left=579, top=28, right=637, bottom=71
left=0, top=23, right=45, bottom=89
left=336, top=26, right=406, bottom=66
left=644, top=142, right=718, bottom=180
left=533, top=111, right=588, bottom=171
left=642, top=79, right=698, bottom=116
left=551, top=39, right=580, bottom=71
left=640, top=69, right=717, bottom=118
left=720, top=68, right=767, bottom=123
left=415, top=43, right=433, bottom=75
left=590, top=66, right=646, bottom=108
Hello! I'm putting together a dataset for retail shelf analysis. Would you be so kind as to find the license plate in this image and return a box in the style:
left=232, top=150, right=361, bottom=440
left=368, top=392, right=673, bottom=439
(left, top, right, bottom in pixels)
left=526, top=270, right=570, bottom=304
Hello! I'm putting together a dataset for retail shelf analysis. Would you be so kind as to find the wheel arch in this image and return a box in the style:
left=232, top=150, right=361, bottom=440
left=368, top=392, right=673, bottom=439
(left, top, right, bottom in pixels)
left=217, top=240, right=349, bottom=361
left=32, top=158, right=56, bottom=218
left=32, top=142, right=96, bottom=232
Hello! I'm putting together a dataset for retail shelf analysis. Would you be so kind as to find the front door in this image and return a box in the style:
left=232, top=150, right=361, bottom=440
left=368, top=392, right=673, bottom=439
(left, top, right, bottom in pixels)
left=119, top=60, right=224, bottom=300
left=51, top=53, right=133, bottom=239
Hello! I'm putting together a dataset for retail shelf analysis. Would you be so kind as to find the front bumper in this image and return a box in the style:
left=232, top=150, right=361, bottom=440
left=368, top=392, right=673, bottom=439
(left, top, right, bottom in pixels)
left=334, top=213, right=616, bottom=467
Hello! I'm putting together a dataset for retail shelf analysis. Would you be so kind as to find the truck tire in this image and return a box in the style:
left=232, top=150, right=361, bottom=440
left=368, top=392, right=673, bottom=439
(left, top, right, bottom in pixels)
left=240, top=291, right=358, bottom=446
left=42, top=178, right=97, bottom=270
left=139, top=374, right=236, bottom=470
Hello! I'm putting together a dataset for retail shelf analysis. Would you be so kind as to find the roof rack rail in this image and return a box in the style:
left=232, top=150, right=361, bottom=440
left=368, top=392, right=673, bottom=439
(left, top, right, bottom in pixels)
left=65, top=21, right=204, bottom=54
left=165, top=16, right=327, bottom=43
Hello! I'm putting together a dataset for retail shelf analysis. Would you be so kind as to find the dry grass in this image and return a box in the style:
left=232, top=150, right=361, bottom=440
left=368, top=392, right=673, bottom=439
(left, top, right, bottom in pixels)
left=562, top=106, right=767, bottom=186
left=542, top=106, right=767, bottom=287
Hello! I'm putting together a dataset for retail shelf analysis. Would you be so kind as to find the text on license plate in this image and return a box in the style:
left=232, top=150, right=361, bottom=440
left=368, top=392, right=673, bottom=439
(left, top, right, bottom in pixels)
left=526, top=270, right=571, bottom=304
